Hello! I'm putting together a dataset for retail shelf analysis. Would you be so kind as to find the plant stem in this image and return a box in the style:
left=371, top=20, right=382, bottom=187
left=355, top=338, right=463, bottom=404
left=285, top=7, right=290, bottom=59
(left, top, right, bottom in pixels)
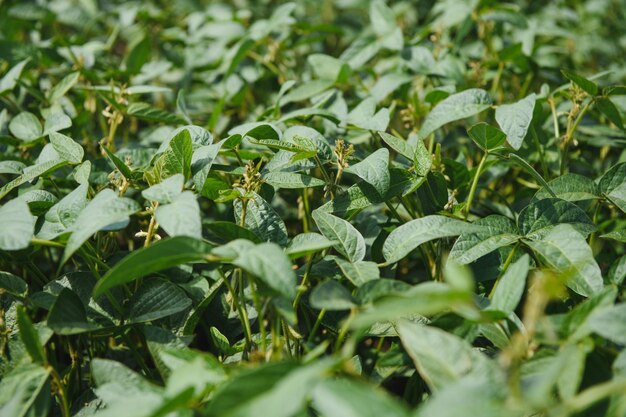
left=48, top=366, right=70, bottom=417
left=144, top=202, right=159, bottom=247
left=308, top=309, right=326, bottom=344
left=488, top=244, right=518, bottom=299
left=465, top=152, right=488, bottom=219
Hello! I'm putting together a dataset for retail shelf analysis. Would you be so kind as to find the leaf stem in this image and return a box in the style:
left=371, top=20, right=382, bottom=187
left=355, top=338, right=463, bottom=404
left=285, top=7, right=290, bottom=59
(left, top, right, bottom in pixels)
left=465, top=152, right=488, bottom=219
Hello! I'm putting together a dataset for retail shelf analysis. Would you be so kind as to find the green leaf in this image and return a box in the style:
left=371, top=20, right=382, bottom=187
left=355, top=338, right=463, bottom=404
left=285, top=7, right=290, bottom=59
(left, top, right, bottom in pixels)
left=191, top=141, right=224, bottom=192
left=0, top=363, right=50, bottom=417
left=599, top=162, right=626, bottom=213
left=204, top=221, right=262, bottom=245
left=16, top=306, right=46, bottom=364
left=488, top=254, right=530, bottom=316
left=49, top=132, right=83, bottom=164
left=518, top=198, right=596, bottom=239
left=93, top=236, right=212, bottom=297
left=286, top=233, right=334, bottom=259
left=43, top=110, right=72, bottom=135
left=263, top=172, right=325, bottom=189
left=495, top=93, right=536, bottom=150
left=48, top=72, right=79, bottom=102
left=383, top=215, right=483, bottom=264
left=0, top=199, right=35, bottom=251
left=155, top=191, right=202, bottom=239
left=142, top=174, right=184, bottom=204
left=347, top=98, right=390, bottom=131
left=378, top=131, right=414, bottom=159
left=525, top=224, right=603, bottom=297
left=0, top=271, right=28, bottom=297
left=449, top=215, right=520, bottom=264
left=588, top=303, right=626, bottom=344
left=280, top=79, right=335, bottom=105
left=63, top=189, right=140, bottom=263
left=309, top=280, right=357, bottom=310
left=102, top=146, right=134, bottom=180
left=0, top=59, right=29, bottom=94
left=398, top=321, right=494, bottom=391
left=312, top=210, right=366, bottom=262
left=467, top=123, right=506, bottom=151
left=312, top=378, right=409, bottom=417
left=506, top=153, right=556, bottom=197
left=127, top=102, right=186, bottom=124
left=351, top=282, right=473, bottom=329
left=37, top=183, right=88, bottom=240
left=129, top=279, right=192, bottom=323
left=232, top=242, right=297, bottom=298
left=596, top=97, right=624, bottom=130
left=47, top=288, right=98, bottom=335
left=333, top=257, right=380, bottom=286
left=9, top=112, right=42, bottom=142
left=533, top=173, right=598, bottom=202
left=234, top=191, right=288, bottom=246
left=561, top=69, right=598, bottom=95
left=0, top=158, right=68, bottom=200
left=602, top=228, right=626, bottom=243
left=419, top=89, right=492, bottom=138
left=344, top=148, right=390, bottom=196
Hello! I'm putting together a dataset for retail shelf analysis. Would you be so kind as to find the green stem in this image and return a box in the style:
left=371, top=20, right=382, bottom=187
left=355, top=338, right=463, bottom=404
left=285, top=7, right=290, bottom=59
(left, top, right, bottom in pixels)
left=308, top=309, right=326, bottom=344
left=48, top=366, right=70, bottom=417
left=293, top=256, right=314, bottom=311
left=488, top=244, right=518, bottom=299
left=249, top=276, right=267, bottom=355
left=465, top=152, right=488, bottom=219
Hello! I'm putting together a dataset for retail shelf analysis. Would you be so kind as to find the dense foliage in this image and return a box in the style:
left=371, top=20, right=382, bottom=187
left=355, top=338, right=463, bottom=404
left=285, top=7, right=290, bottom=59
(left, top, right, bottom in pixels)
left=1, top=0, right=626, bottom=416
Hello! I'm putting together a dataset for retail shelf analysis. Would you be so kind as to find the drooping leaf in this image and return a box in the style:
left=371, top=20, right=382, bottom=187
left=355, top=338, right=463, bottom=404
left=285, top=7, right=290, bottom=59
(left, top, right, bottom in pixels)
left=525, top=224, right=603, bottom=297
left=419, top=89, right=492, bottom=138
left=312, top=210, right=366, bottom=263
left=344, top=148, right=390, bottom=197
left=63, top=189, right=140, bottom=263
left=383, top=215, right=483, bottom=264
left=155, top=191, right=202, bottom=239
left=93, top=237, right=212, bottom=297
left=0, top=199, right=35, bottom=251
left=129, top=279, right=192, bottom=323
left=495, top=93, right=536, bottom=150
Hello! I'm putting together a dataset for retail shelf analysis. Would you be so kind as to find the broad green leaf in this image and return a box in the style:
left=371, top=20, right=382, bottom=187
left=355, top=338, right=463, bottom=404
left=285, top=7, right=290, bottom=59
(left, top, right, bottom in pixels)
left=232, top=242, right=297, bottom=298
left=102, top=146, right=133, bottom=180
left=333, top=257, right=380, bottom=286
left=48, top=72, right=79, bottom=102
left=312, top=210, right=366, bottom=262
left=449, top=215, right=520, bottom=264
left=347, top=97, right=390, bottom=131
left=37, top=183, right=88, bottom=240
left=146, top=129, right=193, bottom=184
left=93, top=236, right=212, bottom=297
left=495, top=93, right=536, bottom=150
left=398, top=321, right=494, bottom=391
left=518, top=198, right=596, bottom=239
left=129, top=279, right=192, bottom=323
left=63, top=189, right=140, bottom=263
left=263, top=172, right=325, bottom=189
left=370, top=73, right=412, bottom=102
left=204, top=221, right=262, bottom=245
left=312, top=378, right=409, bottom=417
left=9, top=112, right=42, bottom=142
left=47, top=288, right=98, bottom=335
left=0, top=364, right=50, bottom=417
left=155, top=191, right=202, bottom=239
left=49, top=132, right=83, bottom=164
left=602, top=228, right=626, bottom=243
left=378, top=131, right=414, bottom=159
left=191, top=141, right=224, bottom=192
left=351, top=282, right=473, bottom=329
left=467, top=123, right=506, bottom=151
left=533, top=173, right=598, bottom=201
left=309, top=280, right=357, bottom=310
left=142, top=174, right=184, bottom=204
left=280, top=79, right=334, bottom=105
left=0, top=199, right=35, bottom=250
left=344, top=148, right=390, bottom=197
left=525, top=224, right=603, bottom=297
left=0, top=158, right=68, bottom=199
left=234, top=191, right=288, bottom=246
left=286, top=233, right=334, bottom=259
left=17, top=306, right=46, bottom=364
left=383, top=215, right=483, bottom=264
left=419, top=89, right=492, bottom=138
left=596, top=97, right=624, bottom=130
left=488, top=254, right=530, bottom=316
left=561, top=69, right=598, bottom=95
left=127, top=102, right=186, bottom=124
left=0, top=271, right=28, bottom=297
left=0, top=59, right=29, bottom=94
left=599, top=162, right=626, bottom=213
left=588, top=303, right=626, bottom=344
left=43, top=110, right=72, bottom=135
left=308, top=54, right=350, bottom=83
left=206, top=361, right=330, bottom=417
